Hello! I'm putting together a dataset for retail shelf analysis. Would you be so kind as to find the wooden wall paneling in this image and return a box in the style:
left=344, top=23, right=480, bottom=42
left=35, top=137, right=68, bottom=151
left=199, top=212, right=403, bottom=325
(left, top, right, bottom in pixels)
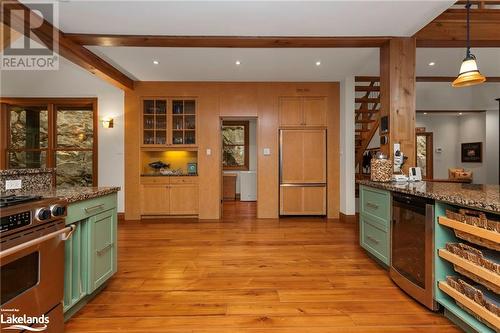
left=327, top=83, right=340, bottom=219
left=379, top=38, right=417, bottom=173
left=125, top=82, right=340, bottom=220
left=257, top=84, right=280, bottom=218
left=279, top=97, right=303, bottom=127
left=303, top=97, right=327, bottom=127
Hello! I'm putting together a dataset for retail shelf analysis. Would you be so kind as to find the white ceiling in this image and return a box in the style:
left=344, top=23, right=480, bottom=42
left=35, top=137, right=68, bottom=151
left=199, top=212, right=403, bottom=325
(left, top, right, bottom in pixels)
left=41, top=1, right=454, bottom=37
left=89, top=46, right=380, bottom=81
left=416, top=48, right=500, bottom=77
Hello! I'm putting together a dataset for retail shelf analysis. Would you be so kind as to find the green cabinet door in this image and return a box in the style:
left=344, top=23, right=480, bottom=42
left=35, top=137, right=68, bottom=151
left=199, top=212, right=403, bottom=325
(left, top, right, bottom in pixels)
left=63, top=220, right=90, bottom=311
left=88, top=208, right=117, bottom=292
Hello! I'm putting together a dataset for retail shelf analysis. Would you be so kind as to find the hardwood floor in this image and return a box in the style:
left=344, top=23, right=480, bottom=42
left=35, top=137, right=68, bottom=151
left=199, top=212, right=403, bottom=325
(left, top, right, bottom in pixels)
left=65, top=202, right=459, bottom=332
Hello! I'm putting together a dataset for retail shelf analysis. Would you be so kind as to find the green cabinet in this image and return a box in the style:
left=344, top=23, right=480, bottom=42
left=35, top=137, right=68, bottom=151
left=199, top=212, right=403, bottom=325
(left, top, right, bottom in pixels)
left=359, top=185, right=391, bottom=266
left=64, top=193, right=117, bottom=317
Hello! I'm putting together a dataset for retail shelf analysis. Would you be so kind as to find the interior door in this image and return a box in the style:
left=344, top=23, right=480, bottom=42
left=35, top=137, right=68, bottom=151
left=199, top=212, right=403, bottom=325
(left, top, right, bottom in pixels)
left=280, top=129, right=326, bottom=183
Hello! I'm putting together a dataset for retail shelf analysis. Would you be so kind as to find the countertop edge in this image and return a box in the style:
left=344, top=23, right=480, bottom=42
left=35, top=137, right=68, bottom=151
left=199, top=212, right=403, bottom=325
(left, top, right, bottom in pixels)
left=62, top=187, right=121, bottom=204
left=357, top=180, right=499, bottom=214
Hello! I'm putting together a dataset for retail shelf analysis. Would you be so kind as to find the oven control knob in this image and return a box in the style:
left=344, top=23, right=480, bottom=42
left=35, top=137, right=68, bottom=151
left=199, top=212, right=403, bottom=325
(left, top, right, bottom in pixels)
left=36, top=208, right=51, bottom=221
left=50, top=204, right=66, bottom=217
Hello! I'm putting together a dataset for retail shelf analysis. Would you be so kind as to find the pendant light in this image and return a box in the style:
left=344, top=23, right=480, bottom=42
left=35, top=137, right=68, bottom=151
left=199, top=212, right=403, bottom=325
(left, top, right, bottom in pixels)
left=452, top=0, right=486, bottom=87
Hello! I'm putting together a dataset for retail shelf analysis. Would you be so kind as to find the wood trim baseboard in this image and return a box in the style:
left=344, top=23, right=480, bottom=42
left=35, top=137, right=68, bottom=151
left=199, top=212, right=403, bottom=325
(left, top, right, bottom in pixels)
left=339, top=212, right=357, bottom=223
left=117, top=212, right=125, bottom=221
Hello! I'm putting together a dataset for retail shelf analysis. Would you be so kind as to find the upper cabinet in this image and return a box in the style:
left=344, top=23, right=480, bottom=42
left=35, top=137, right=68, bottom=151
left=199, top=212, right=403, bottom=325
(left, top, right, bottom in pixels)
left=142, top=98, right=197, bottom=147
left=279, top=96, right=327, bottom=127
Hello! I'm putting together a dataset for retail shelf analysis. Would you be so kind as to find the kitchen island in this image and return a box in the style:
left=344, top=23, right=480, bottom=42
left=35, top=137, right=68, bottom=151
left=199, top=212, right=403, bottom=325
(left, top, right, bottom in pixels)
left=357, top=180, right=500, bottom=333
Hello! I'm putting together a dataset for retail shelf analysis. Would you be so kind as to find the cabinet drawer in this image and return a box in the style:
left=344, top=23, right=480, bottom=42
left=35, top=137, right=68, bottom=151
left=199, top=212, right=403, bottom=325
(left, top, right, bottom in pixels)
left=140, top=176, right=170, bottom=184
left=66, top=194, right=117, bottom=224
left=170, top=176, right=198, bottom=184
left=360, top=216, right=390, bottom=265
left=360, top=185, right=391, bottom=226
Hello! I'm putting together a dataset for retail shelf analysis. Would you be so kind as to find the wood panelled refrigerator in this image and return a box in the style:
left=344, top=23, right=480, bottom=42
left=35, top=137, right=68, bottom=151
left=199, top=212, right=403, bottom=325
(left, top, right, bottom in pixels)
left=279, top=129, right=327, bottom=215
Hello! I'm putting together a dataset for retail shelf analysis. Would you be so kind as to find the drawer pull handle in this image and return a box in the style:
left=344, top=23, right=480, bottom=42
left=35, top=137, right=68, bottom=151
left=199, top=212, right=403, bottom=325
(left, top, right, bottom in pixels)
left=97, top=243, right=113, bottom=256
left=84, top=204, right=105, bottom=213
left=366, top=236, right=379, bottom=244
left=366, top=202, right=379, bottom=209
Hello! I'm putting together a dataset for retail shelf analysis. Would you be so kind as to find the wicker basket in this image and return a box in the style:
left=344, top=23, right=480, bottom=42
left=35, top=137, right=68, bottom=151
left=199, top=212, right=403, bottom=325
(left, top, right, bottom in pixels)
left=446, top=276, right=500, bottom=317
left=445, top=209, right=500, bottom=250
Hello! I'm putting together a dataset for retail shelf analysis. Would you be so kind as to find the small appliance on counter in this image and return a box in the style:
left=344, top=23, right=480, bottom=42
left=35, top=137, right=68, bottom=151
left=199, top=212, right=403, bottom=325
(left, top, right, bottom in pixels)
left=409, top=167, right=422, bottom=182
left=370, top=152, right=392, bottom=182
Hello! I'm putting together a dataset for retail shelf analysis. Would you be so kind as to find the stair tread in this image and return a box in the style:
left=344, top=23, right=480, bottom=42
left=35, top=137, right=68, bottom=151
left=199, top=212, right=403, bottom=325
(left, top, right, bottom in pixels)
left=355, top=86, right=380, bottom=92
left=355, top=98, right=380, bottom=103
left=356, top=109, right=379, bottom=113
left=355, top=119, right=376, bottom=123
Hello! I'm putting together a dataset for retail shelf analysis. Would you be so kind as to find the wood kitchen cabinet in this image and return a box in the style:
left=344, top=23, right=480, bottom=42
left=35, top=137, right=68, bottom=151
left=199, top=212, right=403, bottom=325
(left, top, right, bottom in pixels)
left=279, top=96, right=327, bottom=127
left=280, top=129, right=326, bottom=184
left=142, top=98, right=197, bottom=147
left=140, top=177, right=199, bottom=216
left=279, top=186, right=326, bottom=215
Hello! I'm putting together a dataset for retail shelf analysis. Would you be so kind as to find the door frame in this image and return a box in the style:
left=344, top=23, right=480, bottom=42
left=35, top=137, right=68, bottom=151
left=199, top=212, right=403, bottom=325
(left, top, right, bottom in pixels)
left=415, top=132, right=433, bottom=180
left=219, top=116, right=258, bottom=218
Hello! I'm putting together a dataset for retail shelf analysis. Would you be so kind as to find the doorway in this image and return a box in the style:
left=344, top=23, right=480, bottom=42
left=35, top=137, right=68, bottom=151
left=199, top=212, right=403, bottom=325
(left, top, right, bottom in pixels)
left=220, top=117, right=258, bottom=219
left=416, top=132, right=433, bottom=179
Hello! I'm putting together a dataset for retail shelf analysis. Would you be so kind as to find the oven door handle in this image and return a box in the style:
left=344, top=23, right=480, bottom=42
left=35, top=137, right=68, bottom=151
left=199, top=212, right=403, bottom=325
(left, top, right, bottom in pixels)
left=0, top=225, right=76, bottom=259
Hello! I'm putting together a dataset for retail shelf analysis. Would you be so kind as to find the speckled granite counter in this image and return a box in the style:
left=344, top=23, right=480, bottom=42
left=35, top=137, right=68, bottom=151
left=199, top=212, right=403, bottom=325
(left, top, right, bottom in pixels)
left=0, top=168, right=53, bottom=194
left=30, top=186, right=120, bottom=204
left=357, top=180, right=499, bottom=213
left=141, top=174, right=198, bottom=177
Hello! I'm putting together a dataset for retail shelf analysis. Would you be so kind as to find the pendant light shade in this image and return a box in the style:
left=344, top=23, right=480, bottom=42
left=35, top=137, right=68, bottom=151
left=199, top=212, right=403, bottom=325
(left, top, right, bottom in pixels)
left=452, top=0, right=486, bottom=88
left=452, top=53, right=486, bottom=88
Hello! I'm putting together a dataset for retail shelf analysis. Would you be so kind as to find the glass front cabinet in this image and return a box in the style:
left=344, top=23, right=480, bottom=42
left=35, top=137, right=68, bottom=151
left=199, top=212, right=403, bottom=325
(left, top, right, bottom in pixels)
left=142, top=98, right=197, bottom=147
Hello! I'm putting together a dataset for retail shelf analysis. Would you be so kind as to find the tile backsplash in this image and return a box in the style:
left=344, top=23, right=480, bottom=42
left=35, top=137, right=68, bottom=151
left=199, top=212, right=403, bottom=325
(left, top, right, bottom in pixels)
left=0, top=168, right=54, bottom=195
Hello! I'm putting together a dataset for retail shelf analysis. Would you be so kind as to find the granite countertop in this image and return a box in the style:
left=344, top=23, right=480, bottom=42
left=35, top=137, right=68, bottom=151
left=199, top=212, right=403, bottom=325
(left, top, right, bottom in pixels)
left=141, top=173, right=198, bottom=177
left=357, top=180, right=500, bottom=213
left=29, top=186, right=120, bottom=204
left=0, top=168, right=53, bottom=176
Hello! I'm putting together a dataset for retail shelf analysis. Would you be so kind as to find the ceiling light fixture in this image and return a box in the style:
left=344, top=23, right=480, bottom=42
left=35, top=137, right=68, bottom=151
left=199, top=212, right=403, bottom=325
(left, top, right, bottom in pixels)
left=316, top=61, right=321, bottom=66
left=458, top=112, right=463, bottom=116
left=428, top=62, right=435, bottom=66
left=235, top=60, right=241, bottom=66
left=153, top=60, right=159, bottom=65
left=452, top=0, right=486, bottom=88
left=423, top=112, right=428, bottom=115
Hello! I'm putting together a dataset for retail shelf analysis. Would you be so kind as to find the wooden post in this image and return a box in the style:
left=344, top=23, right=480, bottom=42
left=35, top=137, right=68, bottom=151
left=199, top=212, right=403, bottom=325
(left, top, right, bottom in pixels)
left=379, top=37, right=416, bottom=173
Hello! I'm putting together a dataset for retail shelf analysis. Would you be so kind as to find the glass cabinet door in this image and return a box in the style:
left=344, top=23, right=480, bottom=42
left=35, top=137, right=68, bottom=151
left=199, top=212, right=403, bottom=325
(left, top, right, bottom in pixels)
left=171, top=99, right=196, bottom=145
left=143, top=99, right=167, bottom=145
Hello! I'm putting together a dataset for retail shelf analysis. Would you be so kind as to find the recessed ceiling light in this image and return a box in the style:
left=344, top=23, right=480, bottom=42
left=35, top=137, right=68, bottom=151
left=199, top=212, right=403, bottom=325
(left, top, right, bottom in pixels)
left=428, top=62, right=436, bottom=66
left=423, top=112, right=428, bottom=115
left=235, top=60, right=241, bottom=66
left=153, top=60, right=159, bottom=65
left=458, top=112, right=463, bottom=116
left=316, top=61, right=321, bottom=66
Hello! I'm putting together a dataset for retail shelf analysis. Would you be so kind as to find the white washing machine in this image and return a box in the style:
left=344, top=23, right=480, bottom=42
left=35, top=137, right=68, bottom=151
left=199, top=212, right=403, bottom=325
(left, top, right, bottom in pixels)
left=239, top=171, right=257, bottom=201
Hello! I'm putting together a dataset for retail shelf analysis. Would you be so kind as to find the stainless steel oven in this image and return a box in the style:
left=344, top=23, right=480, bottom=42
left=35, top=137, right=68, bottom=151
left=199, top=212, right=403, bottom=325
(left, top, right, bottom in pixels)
left=390, top=192, right=438, bottom=311
left=1, top=196, right=73, bottom=332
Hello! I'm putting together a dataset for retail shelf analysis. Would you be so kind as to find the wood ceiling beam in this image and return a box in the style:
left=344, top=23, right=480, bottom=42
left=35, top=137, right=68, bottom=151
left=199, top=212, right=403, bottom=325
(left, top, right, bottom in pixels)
left=415, top=8, right=500, bottom=47
left=1, top=1, right=134, bottom=90
left=65, top=34, right=390, bottom=48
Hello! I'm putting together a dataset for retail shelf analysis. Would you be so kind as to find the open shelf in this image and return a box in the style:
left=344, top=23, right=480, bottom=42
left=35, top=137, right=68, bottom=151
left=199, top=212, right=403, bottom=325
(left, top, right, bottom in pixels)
left=438, top=249, right=500, bottom=289
left=438, top=281, right=500, bottom=331
left=439, top=216, right=500, bottom=244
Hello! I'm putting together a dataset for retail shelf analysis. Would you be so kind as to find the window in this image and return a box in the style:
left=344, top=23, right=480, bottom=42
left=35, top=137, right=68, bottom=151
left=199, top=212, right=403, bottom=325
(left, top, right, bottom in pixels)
left=1, top=98, right=97, bottom=187
left=222, top=121, right=249, bottom=170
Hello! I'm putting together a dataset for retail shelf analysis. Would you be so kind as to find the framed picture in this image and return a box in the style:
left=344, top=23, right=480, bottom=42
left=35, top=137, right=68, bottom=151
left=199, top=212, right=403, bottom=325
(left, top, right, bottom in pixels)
left=461, top=142, right=482, bottom=163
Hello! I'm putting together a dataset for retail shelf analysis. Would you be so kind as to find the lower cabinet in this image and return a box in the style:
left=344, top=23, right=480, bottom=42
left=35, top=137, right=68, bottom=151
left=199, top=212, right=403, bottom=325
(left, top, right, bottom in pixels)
left=359, top=185, right=391, bottom=266
left=140, top=177, right=199, bottom=216
left=279, top=185, right=326, bottom=215
left=64, top=194, right=118, bottom=318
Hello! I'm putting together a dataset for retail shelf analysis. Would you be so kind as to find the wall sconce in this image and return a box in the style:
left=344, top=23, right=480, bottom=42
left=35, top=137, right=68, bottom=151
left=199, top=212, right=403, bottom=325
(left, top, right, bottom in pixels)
left=102, top=117, right=114, bottom=128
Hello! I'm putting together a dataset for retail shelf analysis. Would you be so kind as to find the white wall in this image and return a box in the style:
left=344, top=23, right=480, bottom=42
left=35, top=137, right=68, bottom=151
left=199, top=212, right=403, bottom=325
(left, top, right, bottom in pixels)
left=340, top=76, right=356, bottom=215
left=416, top=112, right=498, bottom=184
left=0, top=58, right=125, bottom=211
left=223, top=119, right=257, bottom=194
left=485, top=109, right=499, bottom=185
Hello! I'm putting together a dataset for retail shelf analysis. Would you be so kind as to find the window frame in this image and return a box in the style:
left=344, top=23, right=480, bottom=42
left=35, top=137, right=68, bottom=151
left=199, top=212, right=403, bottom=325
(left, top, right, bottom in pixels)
left=1, top=98, right=98, bottom=186
left=222, top=121, right=249, bottom=171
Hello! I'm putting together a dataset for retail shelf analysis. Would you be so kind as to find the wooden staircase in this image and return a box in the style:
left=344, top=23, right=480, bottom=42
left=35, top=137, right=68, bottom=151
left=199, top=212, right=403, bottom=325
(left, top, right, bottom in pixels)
left=355, top=76, right=381, bottom=172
